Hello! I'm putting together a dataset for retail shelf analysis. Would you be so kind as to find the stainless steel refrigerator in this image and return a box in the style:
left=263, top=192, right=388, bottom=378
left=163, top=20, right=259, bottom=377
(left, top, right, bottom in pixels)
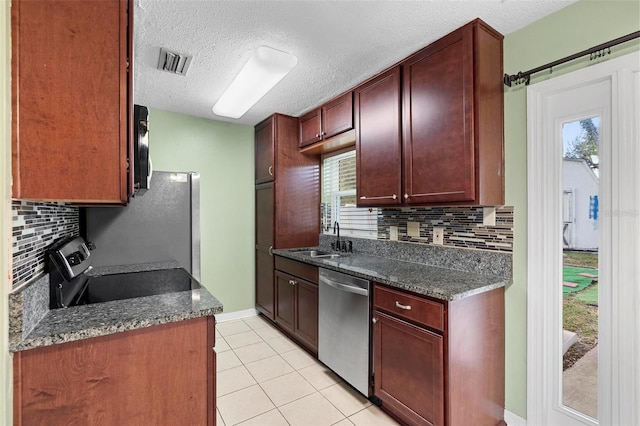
left=83, top=171, right=201, bottom=279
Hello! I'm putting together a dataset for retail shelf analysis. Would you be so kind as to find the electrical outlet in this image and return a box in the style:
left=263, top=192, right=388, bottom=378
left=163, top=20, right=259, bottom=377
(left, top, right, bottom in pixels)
left=483, top=206, right=496, bottom=226
left=390, top=226, right=398, bottom=241
left=433, top=227, right=444, bottom=245
left=407, top=221, right=420, bottom=238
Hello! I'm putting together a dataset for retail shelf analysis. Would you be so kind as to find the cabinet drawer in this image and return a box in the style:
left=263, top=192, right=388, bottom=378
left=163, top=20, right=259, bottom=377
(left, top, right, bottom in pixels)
left=374, top=285, right=444, bottom=332
left=275, top=256, right=318, bottom=283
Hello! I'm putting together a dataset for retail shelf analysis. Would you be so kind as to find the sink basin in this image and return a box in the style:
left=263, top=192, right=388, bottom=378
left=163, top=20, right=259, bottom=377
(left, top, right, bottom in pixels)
left=295, top=249, right=341, bottom=259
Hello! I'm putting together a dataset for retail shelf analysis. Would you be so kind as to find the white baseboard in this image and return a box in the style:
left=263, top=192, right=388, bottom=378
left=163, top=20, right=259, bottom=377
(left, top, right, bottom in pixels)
left=214, top=308, right=259, bottom=323
left=504, top=410, right=527, bottom=426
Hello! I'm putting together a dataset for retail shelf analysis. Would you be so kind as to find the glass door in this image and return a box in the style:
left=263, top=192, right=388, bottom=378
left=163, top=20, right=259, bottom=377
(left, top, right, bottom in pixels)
left=527, top=51, right=640, bottom=425
left=562, top=117, right=600, bottom=420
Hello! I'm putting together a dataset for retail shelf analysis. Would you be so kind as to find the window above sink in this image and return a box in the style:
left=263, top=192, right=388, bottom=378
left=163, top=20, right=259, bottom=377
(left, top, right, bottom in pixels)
left=321, top=149, right=378, bottom=239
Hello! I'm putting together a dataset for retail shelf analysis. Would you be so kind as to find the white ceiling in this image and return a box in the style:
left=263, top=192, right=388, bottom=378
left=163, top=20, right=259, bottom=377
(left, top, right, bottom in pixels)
left=134, top=0, right=575, bottom=126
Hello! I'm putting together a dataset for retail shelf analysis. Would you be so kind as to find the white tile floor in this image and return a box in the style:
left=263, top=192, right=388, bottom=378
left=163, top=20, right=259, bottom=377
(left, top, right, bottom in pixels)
left=215, top=315, right=400, bottom=426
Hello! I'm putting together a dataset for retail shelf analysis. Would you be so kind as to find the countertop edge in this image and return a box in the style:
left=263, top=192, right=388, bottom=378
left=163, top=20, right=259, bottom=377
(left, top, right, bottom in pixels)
left=274, top=248, right=508, bottom=301
left=9, top=306, right=222, bottom=353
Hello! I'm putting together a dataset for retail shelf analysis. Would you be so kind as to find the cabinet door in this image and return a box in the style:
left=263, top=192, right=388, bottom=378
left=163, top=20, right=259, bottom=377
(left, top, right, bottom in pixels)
left=402, top=26, right=475, bottom=204
left=355, top=67, right=402, bottom=206
left=12, top=0, right=130, bottom=203
left=13, top=318, right=214, bottom=425
left=256, top=183, right=275, bottom=319
left=255, top=117, right=275, bottom=184
left=299, top=108, right=322, bottom=148
left=274, top=271, right=296, bottom=334
left=295, top=278, right=318, bottom=353
left=373, top=311, right=444, bottom=426
left=256, top=248, right=275, bottom=320
left=322, top=92, right=353, bottom=140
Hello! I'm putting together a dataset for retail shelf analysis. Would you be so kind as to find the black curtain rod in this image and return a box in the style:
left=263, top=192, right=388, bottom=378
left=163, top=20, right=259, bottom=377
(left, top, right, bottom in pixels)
left=503, top=30, right=640, bottom=87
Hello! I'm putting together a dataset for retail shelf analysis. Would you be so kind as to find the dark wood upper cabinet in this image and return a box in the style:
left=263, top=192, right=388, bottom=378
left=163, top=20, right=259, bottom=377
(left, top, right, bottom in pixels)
left=11, top=0, right=132, bottom=203
left=299, top=92, right=353, bottom=148
left=355, top=67, right=402, bottom=207
left=322, top=92, right=354, bottom=139
left=255, top=119, right=275, bottom=184
left=402, top=20, right=503, bottom=205
left=355, top=19, right=504, bottom=207
left=299, top=109, right=323, bottom=148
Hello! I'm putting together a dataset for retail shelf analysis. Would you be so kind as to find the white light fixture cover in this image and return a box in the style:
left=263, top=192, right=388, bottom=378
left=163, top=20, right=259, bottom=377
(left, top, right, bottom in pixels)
left=213, top=46, right=298, bottom=119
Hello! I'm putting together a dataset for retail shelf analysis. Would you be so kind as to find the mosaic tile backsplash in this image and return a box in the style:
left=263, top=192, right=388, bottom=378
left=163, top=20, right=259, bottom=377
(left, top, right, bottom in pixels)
left=11, top=201, right=79, bottom=290
left=377, top=206, right=513, bottom=252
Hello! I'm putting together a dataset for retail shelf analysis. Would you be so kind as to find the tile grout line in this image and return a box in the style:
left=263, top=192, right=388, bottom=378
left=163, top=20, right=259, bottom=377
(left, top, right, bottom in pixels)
left=217, top=317, right=397, bottom=426
left=235, top=317, right=342, bottom=424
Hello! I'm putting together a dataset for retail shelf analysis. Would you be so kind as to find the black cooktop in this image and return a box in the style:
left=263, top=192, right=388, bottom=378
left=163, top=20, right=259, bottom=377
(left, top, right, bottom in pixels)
left=72, top=268, right=200, bottom=307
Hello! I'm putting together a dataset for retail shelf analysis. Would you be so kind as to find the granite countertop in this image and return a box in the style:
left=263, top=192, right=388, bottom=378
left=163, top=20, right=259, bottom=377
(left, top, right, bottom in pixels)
left=273, top=247, right=508, bottom=301
left=9, top=263, right=223, bottom=352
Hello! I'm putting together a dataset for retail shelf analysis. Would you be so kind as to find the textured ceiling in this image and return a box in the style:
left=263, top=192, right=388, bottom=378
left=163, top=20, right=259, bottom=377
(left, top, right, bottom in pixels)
left=134, top=0, right=575, bottom=126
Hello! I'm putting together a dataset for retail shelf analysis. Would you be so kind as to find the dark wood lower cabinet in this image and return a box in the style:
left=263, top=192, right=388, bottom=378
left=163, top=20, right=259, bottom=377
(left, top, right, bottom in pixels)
left=274, top=257, right=319, bottom=354
left=295, top=279, right=319, bottom=350
left=256, top=246, right=275, bottom=320
left=373, top=284, right=505, bottom=426
left=374, top=312, right=444, bottom=426
left=275, top=270, right=296, bottom=333
left=13, top=317, right=216, bottom=426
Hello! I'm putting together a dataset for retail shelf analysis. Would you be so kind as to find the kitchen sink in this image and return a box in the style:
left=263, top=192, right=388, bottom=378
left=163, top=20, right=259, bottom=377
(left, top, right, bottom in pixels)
left=295, top=249, right=341, bottom=259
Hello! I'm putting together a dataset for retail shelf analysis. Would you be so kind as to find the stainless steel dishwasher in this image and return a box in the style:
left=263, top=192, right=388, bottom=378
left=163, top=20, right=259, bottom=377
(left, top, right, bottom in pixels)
left=318, top=267, right=371, bottom=396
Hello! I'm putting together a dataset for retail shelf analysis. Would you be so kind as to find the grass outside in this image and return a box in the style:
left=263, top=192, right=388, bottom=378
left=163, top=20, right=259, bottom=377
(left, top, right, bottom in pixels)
left=563, top=250, right=598, bottom=370
left=563, top=294, right=598, bottom=346
left=564, top=250, right=598, bottom=268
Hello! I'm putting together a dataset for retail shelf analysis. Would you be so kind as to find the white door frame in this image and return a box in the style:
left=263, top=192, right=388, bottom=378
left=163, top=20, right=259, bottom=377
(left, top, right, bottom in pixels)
left=526, top=51, right=639, bottom=425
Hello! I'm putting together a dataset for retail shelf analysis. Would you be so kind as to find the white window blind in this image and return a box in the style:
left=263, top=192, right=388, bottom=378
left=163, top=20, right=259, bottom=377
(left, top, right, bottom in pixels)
left=321, top=150, right=378, bottom=238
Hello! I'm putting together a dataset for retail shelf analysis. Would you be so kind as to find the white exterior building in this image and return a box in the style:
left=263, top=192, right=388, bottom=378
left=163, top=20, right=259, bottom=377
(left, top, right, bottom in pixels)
left=563, top=158, right=599, bottom=250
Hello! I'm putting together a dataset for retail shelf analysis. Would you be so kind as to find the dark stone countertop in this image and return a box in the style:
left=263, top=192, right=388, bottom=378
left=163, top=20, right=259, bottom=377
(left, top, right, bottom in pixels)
left=9, top=265, right=223, bottom=352
left=273, top=247, right=508, bottom=301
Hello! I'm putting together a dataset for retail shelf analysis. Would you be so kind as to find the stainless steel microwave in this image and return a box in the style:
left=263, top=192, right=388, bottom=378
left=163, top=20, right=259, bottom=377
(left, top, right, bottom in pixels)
left=133, top=104, right=151, bottom=196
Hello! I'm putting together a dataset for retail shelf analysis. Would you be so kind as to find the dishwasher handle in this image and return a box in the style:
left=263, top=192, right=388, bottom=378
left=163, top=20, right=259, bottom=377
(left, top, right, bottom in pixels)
left=319, top=274, right=369, bottom=296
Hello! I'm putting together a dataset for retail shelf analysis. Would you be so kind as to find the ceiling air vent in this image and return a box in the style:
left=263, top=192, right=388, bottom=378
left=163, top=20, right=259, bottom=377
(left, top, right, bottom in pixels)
left=157, top=47, right=192, bottom=76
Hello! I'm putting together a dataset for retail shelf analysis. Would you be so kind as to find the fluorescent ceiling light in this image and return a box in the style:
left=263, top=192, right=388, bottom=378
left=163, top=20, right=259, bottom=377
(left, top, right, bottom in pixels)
left=212, top=46, right=297, bottom=119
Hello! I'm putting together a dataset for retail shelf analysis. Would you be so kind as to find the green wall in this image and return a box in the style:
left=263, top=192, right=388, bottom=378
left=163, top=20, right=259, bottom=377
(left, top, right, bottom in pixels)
left=148, top=109, right=255, bottom=313
left=503, top=0, right=640, bottom=418
left=1, top=0, right=11, bottom=423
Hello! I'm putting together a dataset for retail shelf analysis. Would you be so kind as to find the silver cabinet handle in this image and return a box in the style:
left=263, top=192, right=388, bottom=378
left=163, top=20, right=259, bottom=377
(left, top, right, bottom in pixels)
left=268, top=246, right=273, bottom=256
left=268, top=165, right=273, bottom=176
left=372, top=317, right=378, bottom=324
left=395, top=301, right=412, bottom=310
left=404, top=193, right=409, bottom=200
left=359, top=195, right=399, bottom=201
left=315, top=133, right=320, bottom=138
left=289, top=279, right=297, bottom=286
